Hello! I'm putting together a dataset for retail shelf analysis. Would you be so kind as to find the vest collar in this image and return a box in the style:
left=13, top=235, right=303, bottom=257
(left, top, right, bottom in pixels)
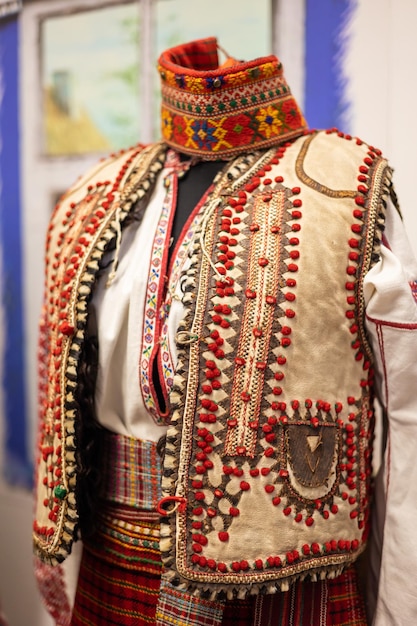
left=158, top=37, right=308, bottom=161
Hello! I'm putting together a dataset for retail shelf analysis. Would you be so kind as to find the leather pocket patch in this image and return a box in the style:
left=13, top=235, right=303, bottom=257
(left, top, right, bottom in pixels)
left=285, top=423, right=340, bottom=492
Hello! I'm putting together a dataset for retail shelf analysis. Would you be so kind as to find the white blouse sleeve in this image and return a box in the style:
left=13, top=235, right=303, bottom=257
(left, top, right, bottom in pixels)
left=363, top=200, right=417, bottom=625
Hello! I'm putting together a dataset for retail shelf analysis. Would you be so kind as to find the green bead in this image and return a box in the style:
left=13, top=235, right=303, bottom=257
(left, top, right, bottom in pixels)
left=54, top=485, right=67, bottom=500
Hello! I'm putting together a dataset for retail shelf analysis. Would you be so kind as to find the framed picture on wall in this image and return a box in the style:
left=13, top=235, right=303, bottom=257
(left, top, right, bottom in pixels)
left=40, top=1, right=141, bottom=156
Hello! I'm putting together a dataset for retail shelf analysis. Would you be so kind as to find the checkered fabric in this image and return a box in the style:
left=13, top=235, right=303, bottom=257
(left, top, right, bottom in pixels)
left=156, top=565, right=367, bottom=626
left=100, top=430, right=162, bottom=509
left=71, top=513, right=162, bottom=625
left=252, top=579, right=329, bottom=626
left=242, top=566, right=366, bottom=625
left=156, top=578, right=225, bottom=626
left=159, top=36, right=219, bottom=73
left=327, top=566, right=368, bottom=626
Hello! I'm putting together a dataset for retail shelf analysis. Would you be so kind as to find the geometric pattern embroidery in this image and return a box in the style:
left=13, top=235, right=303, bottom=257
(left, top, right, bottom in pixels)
left=140, top=153, right=177, bottom=423
left=161, top=99, right=306, bottom=161
left=159, top=209, right=203, bottom=394
left=140, top=150, right=206, bottom=423
left=158, top=37, right=307, bottom=160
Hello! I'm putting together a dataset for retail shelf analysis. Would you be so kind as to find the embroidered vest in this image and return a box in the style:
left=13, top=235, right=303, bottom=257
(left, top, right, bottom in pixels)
left=33, top=130, right=390, bottom=592
left=33, top=142, right=166, bottom=564
left=158, top=130, right=390, bottom=596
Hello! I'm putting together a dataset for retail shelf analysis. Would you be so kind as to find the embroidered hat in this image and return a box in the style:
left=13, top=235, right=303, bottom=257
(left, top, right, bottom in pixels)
left=158, top=37, right=307, bottom=160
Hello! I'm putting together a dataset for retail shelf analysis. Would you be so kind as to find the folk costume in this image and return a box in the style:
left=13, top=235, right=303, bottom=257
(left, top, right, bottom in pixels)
left=33, top=38, right=417, bottom=626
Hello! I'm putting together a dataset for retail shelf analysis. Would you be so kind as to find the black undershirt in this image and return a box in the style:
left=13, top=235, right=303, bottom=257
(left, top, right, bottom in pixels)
left=170, top=159, right=225, bottom=251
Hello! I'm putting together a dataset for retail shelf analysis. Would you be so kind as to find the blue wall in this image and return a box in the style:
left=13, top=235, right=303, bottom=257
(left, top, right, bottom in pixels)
left=0, top=15, right=31, bottom=485
left=305, top=0, right=357, bottom=131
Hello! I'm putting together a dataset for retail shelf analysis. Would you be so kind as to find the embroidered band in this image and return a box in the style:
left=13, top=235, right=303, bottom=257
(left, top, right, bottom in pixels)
left=158, top=37, right=307, bottom=160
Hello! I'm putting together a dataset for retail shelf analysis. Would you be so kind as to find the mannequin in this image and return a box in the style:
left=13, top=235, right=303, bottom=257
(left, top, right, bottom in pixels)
left=33, top=37, right=417, bottom=626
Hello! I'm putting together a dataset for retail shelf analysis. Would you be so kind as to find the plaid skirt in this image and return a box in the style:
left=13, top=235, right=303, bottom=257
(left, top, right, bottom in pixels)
left=71, top=431, right=368, bottom=625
